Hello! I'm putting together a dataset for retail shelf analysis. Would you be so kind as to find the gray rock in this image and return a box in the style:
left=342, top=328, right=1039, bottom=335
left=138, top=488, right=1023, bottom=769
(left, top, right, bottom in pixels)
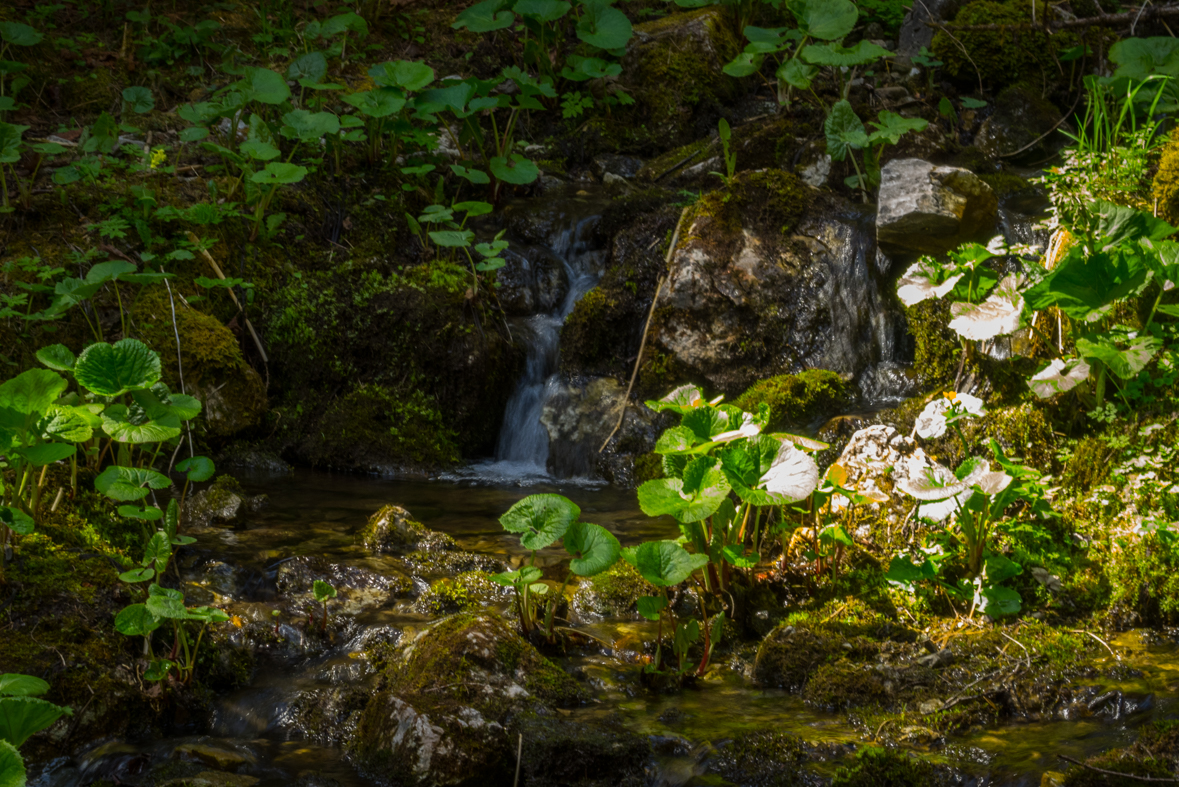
left=897, top=0, right=964, bottom=58
left=360, top=504, right=454, bottom=554
left=592, top=154, right=644, bottom=180
left=182, top=477, right=267, bottom=528
left=877, top=159, right=998, bottom=254
left=541, top=376, right=658, bottom=481
left=495, top=243, right=568, bottom=316
left=975, top=85, right=1067, bottom=163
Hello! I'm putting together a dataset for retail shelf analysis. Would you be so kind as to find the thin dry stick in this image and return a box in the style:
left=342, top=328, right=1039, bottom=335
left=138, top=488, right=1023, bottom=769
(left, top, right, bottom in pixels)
left=916, top=0, right=983, bottom=95
left=185, top=232, right=269, bottom=366
left=163, top=277, right=195, bottom=465
left=598, top=206, right=690, bottom=453
left=1070, top=629, right=1119, bottom=659
left=1058, top=754, right=1179, bottom=783
left=999, top=90, right=1084, bottom=158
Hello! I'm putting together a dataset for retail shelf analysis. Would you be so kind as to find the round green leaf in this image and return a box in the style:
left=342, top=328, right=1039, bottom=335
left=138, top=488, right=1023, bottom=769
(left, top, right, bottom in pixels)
left=500, top=494, right=580, bottom=550
left=576, top=2, right=632, bottom=50
left=146, top=594, right=191, bottom=620
left=0, top=675, right=48, bottom=698
left=287, top=51, right=328, bottom=85
left=563, top=521, right=620, bottom=576
left=0, top=22, right=43, bottom=47
left=34, top=344, right=75, bottom=372
left=824, top=99, right=867, bottom=162
left=118, top=567, right=156, bottom=583
left=40, top=405, right=94, bottom=443
left=238, top=67, right=290, bottom=105
left=74, top=339, right=161, bottom=397
left=176, top=455, right=215, bottom=483
left=0, top=739, right=24, bottom=787
left=630, top=540, right=709, bottom=587
left=101, top=405, right=181, bottom=444
left=313, top=579, right=337, bottom=602
left=368, top=60, right=435, bottom=91
left=121, top=86, right=155, bottom=114
left=251, top=162, right=308, bottom=185
left=0, top=696, right=71, bottom=748
left=0, top=507, right=34, bottom=536
left=515, top=0, right=570, bottom=22
left=15, top=442, right=76, bottom=467
left=489, top=154, right=539, bottom=185
left=95, top=466, right=171, bottom=502
left=792, top=0, right=857, bottom=41
left=114, top=603, right=160, bottom=636
left=453, top=0, right=515, bottom=33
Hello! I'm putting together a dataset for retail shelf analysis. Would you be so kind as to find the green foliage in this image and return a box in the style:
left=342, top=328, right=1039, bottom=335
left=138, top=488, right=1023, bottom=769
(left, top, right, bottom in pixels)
left=733, top=370, right=847, bottom=430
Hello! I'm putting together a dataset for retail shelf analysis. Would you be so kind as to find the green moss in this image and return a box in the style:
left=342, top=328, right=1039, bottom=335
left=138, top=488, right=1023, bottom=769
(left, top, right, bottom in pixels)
left=633, top=451, right=664, bottom=484
left=710, top=731, right=808, bottom=787
left=832, top=747, right=941, bottom=787
left=903, top=299, right=959, bottom=389
left=979, top=170, right=1037, bottom=198
left=1061, top=436, right=1112, bottom=491
left=573, top=560, right=656, bottom=617
left=1105, top=535, right=1179, bottom=626
left=417, top=571, right=506, bottom=614
left=1153, top=134, right=1179, bottom=228
left=733, top=370, right=848, bottom=429
left=932, top=1, right=1063, bottom=88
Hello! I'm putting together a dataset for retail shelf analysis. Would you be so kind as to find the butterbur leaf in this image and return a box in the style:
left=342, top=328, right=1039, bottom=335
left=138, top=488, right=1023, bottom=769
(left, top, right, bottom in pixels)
left=631, top=540, right=709, bottom=587
left=896, top=260, right=962, bottom=307
left=0, top=697, right=71, bottom=747
left=0, top=508, right=34, bottom=536
left=824, top=100, right=867, bottom=162
left=563, top=521, right=620, bottom=576
left=515, top=0, right=571, bottom=23
left=101, top=404, right=181, bottom=444
left=74, top=339, right=160, bottom=397
left=117, top=505, right=163, bottom=522
left=1028, top=358, right=1090, bottom=398
left=645, top=384, right=704, bottom=415
left=791, top=0, right=857, bottom=41
left=758, top=441, right=819, bottom=502
left=121, top=86, right=154, bottom=114
left=313, top=579, right=337, bottom=602
left=897, top=464, right=968, bottom=502
left=176, top=455, right=215, bottom=483
left=802, top=40, right=891, bottom=67
left=451, top=164, right=490, bottom=184
left=251, top=162, right=308, bottom=185
left=114, top=603, right=160, bottom=636
left=490, top=565, right=543, bottom=586
left=576, top=0, right=632, bottom=49
left=287, top=51, right=328, bottom=85
left=500, top=494, right=580, bottom=550
left=95, top=466, right=170, bottom=502
left=35, top=344, right=75, bottom=372
left=636, top=595, right=666, bottom=621
left=1076, top=333, right=1161, bottom=380
left=976, top=584, right=1021, bottom=617
left=0, top=739, right=23, bottom=787
left=146, top=594, right=191, bottom=620
left=777, top=58, right=817, bottom=90
left=489, top=154, right=539, bottom=185
left=724, top=52, right=763, bottom=78
left=141, top=532, right=171, bottom=572
left=0, top=676, right=47, bottom=698
left=238, top=67, right=290, bottom=105
left=0, top=369, right=68, bottom=433
left=681, top=406, right=730, bottom=442
left=638, top=459, right=730, bottom=523
left=453, top=0, right=514, bottom=32
left=15, top=443, right=75, bottom=466
left=948, top=274, right=1025, bottom=340
left=369, top=60, right=435, bottom=91
left=867, top=111, right=928, bottom=145
left=118, top=567, right=155, bottom=583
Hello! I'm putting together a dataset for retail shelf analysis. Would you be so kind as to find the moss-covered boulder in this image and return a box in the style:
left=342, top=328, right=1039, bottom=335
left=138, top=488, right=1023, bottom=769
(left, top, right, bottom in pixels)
left=932, top=1, right=1066, bottom=88
left=415, top=571, right=510, bottom=615
left=572, top=560, right=657, bottom=620
left=182, top=475, right=267, bottom=528
left=648, top=171, right=897, bottom=395
left=832, top=747, right=951, bottom=787
left=134, top=289, right=266, bottom=440
left=361, top=504, right=455, bottom=554
left=1153, top=134, right=1179, bottom=228
left=515, top=714, right=650, bottom=787
left=975, top=85, right=1066, bottom=163
left=352, top=612, right=586, bottom=784
left=733, top=370, right=849, bottom=430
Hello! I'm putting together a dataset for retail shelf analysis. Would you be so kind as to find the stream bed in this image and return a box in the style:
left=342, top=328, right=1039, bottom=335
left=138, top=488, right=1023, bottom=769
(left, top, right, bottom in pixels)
left=35, top=469, right=1179, bottom=787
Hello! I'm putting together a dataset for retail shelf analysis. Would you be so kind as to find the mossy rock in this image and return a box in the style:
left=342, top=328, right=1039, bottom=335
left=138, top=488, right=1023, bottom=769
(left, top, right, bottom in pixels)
left=360, top=504, right=454, bottom=554
left=932, top=1, right=1067, bottom=88
left=572, top=560, right=657, bottom=619
left=1104, top=535, right=1179, bottom=627
left=733, top=369, right=848, bottom=430
left=975, top=84, right=1066, bottom=163
left=901, top=299, right=959, bottom=389
left=1153, top=133, right=1179, bottom=228
left=515, top=714, right=650, bottom=787
left=709, top=731, right=809, bottom=787
left=354, top=613, right=585, bottom=784
left=134, top=288, right=266, bottom=440
left=416, top=571, right=510, bottom=615
left=832, top=747, right=948, bottom=787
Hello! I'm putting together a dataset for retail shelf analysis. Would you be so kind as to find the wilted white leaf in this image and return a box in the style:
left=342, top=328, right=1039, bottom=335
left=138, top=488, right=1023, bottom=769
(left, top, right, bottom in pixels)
left=914, top=398, right=950, bottom=439
left=897, top=463, right=967, bottom=501
left=896, top=260, right=962, bottom=307
left=759, top=440, right=819, bottom=502
left=714, top=415, right=762, bottom=443
left=1028, top=358, right=1090, bottom=399
left=947, top=275, right=1025, bottom=341
left=975, top=470, right=1012, bottom=495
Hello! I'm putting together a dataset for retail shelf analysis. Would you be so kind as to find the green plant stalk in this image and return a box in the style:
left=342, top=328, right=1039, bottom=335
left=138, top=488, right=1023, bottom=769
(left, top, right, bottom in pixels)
left=543, top=571, right=572, bottom=640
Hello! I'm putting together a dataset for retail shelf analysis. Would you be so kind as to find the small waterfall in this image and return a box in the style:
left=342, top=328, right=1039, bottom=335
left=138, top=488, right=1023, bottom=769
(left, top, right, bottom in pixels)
left=465, top=210, right=606, bottom=482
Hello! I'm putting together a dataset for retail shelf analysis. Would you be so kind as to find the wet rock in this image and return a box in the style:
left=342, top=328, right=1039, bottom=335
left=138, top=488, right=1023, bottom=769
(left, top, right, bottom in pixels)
left=352, top=612, right=585, bottom=784
left=517, top=714, right=650, bottom=787
left=361, top=504, right=454, bottom=554
left=160, top=773, right=259, bottom=787
left=495, top=243, right=568, bottom=316
left=183, top=476, right=267, bottom=529
left=572, top=560, right=657, bottom=620
left=172, top=741, right=252, bottom=769
left=975, top=85, right=1067, bottom=163
left=216, top=446, right=293, bottom=475
left=541, top=376, right=659, bottom=482
left=592, top=154, right=644, bottom=180
left=414, top=571, right=511, bottom=615
left=275, top=555, right=412, bottom=615
left=876, top=159, right=998, bottom=254
left=650, top=170, right=904, bottom=395
left=897, top=0, right=963, bottom=58
left=706, top=731, right=810, bottom=787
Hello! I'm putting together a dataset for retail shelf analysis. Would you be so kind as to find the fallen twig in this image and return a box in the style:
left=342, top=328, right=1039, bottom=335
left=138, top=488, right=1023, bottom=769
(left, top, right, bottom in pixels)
left=1058, top=754, right=1179, bottom=783
left=185, top=231, right=270, bottom=369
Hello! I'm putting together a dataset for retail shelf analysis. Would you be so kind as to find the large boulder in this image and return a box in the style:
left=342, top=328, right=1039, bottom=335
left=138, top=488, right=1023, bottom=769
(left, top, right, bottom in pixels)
left=351, top=613, right=588, bottom=785
left=647, top=170, right=905, bottom=395
left=876, top=159, right=998, bottom=254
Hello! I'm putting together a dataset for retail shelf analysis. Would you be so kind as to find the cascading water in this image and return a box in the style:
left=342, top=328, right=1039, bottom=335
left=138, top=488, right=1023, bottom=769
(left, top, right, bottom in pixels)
left=463, top=202, right=608, bottom=483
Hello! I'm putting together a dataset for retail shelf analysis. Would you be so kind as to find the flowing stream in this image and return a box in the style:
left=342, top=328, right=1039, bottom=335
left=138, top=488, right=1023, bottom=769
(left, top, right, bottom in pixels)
left=37, top=469, right=1179, bottom=787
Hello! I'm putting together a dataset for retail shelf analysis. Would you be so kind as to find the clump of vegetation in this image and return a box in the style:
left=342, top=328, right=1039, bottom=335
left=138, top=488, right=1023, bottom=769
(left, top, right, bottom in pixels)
left=733, top=370, right=848, bottom=430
